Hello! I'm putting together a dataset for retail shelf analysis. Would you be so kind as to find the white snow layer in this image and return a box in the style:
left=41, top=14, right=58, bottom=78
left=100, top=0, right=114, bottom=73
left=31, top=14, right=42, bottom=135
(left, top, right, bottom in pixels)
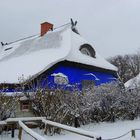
left=84, top=73, right=99, bottom=80
left=1, top=119, right=140, bottom=140
left=125, top=73, right=140, bottom=89
left=42, top=118, right=99, bottom=139
left=6, top=117, right=45, bottom=123
left=51, top=73, right=68, bottom=78
left=0, top=25, right=117, bottom=84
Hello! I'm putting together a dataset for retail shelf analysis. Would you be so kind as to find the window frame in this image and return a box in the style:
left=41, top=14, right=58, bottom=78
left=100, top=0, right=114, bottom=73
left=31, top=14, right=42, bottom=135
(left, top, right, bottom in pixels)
left=20, top=101, right=30, bottom=112
left=79, top=44, right=96, bottom=58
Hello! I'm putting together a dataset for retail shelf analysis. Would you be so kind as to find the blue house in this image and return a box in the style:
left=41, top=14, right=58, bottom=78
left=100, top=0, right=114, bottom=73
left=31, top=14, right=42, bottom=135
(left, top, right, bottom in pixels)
left=0, top=20, right=117, bottom=92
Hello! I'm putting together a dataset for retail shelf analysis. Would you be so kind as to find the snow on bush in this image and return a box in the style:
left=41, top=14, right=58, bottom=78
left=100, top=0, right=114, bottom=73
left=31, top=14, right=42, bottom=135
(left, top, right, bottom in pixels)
left=0, top=92, right=17, bottom=121
left=2, top=81, right=139, bottom=136
left=93, top=82, right=140, bottom=121
left=24, top=81, right=140, bottom=135
left=0, top=91, right=18, bottom=134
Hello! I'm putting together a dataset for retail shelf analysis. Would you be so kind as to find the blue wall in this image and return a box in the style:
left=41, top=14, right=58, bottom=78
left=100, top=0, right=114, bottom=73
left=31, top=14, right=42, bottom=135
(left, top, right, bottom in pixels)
left=1, top=64, right=117, bottom=92
left=44, top=64, right=117, bottom=90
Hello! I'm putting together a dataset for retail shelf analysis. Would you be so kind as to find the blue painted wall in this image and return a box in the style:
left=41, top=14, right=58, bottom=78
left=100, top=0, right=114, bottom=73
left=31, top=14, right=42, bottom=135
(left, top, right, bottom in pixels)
left=44, top=64, right=117, bottom=90
left=1, top=64, right=117, bottom=92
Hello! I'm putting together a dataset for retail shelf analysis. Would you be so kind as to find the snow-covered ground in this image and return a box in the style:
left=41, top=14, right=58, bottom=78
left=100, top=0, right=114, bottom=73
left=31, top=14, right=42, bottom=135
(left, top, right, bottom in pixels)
left=1, top=119, right=140, bottom=140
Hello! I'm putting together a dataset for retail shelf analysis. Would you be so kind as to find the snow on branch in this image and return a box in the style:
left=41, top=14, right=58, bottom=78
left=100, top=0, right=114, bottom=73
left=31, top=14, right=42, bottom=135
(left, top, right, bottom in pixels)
left=6, top=117, right=45, bottom=123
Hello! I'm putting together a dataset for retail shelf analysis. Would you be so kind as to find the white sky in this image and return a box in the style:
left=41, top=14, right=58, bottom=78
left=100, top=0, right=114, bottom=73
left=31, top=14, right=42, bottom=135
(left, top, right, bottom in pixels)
left=0, top=0, right=140, bottom=58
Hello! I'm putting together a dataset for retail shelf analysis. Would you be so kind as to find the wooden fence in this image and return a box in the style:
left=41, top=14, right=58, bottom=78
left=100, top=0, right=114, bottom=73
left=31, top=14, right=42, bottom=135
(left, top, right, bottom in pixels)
left=0, top=117, right=101, bottom=140
left=18, top=120, right=46, bottom=140
left=0, top=117, right=139, bottom=140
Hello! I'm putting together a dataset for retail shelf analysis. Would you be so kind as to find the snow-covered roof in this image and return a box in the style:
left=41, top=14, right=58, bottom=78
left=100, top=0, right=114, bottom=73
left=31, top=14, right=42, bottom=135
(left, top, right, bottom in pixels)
left=125, top=74, right=140, bottom=89
left=0, top=25, right=117, bottom=84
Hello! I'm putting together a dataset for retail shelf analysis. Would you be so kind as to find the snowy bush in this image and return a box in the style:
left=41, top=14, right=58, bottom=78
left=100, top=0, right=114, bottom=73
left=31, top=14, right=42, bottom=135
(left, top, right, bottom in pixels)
left=0, top=92, right=17, bottom=121
left=91, top=82, right=140, bottom=121
left=23, top=81, right=140, bottom=135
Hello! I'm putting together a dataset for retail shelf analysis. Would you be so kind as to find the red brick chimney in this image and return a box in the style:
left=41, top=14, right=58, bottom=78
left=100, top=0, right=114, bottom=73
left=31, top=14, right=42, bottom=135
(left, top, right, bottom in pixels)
left=40, top=22, right=53, bottom=36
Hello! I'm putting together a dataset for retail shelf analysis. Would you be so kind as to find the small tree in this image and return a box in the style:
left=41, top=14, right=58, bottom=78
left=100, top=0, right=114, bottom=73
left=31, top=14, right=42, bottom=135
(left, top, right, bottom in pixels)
left=108, top=53, right=140, bottom=83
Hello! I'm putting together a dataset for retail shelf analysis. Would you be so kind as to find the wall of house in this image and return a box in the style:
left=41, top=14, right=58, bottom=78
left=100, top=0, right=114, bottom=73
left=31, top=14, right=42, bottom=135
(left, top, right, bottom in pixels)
left=1, top=63, right=117, bottom=92
left=41, top=64, right=117, bottom=90
left=15, top=100, right=35, bottom=117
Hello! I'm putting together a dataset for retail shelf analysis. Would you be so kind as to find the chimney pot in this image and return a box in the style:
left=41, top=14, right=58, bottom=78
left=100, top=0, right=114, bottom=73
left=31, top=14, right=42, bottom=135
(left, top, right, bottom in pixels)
left=40, top=22, right=53, bottom=36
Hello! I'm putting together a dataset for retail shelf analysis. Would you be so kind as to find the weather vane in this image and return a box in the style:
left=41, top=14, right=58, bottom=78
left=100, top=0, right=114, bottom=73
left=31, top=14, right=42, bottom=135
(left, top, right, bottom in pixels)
left=70, top=18, right=79, bottom=34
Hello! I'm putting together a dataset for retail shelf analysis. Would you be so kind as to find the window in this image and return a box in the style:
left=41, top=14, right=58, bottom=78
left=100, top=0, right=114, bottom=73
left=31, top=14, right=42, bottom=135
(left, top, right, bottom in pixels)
left=80, top=44, right=96, bottom=58
left=20, top=101, right=30, bottom=111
